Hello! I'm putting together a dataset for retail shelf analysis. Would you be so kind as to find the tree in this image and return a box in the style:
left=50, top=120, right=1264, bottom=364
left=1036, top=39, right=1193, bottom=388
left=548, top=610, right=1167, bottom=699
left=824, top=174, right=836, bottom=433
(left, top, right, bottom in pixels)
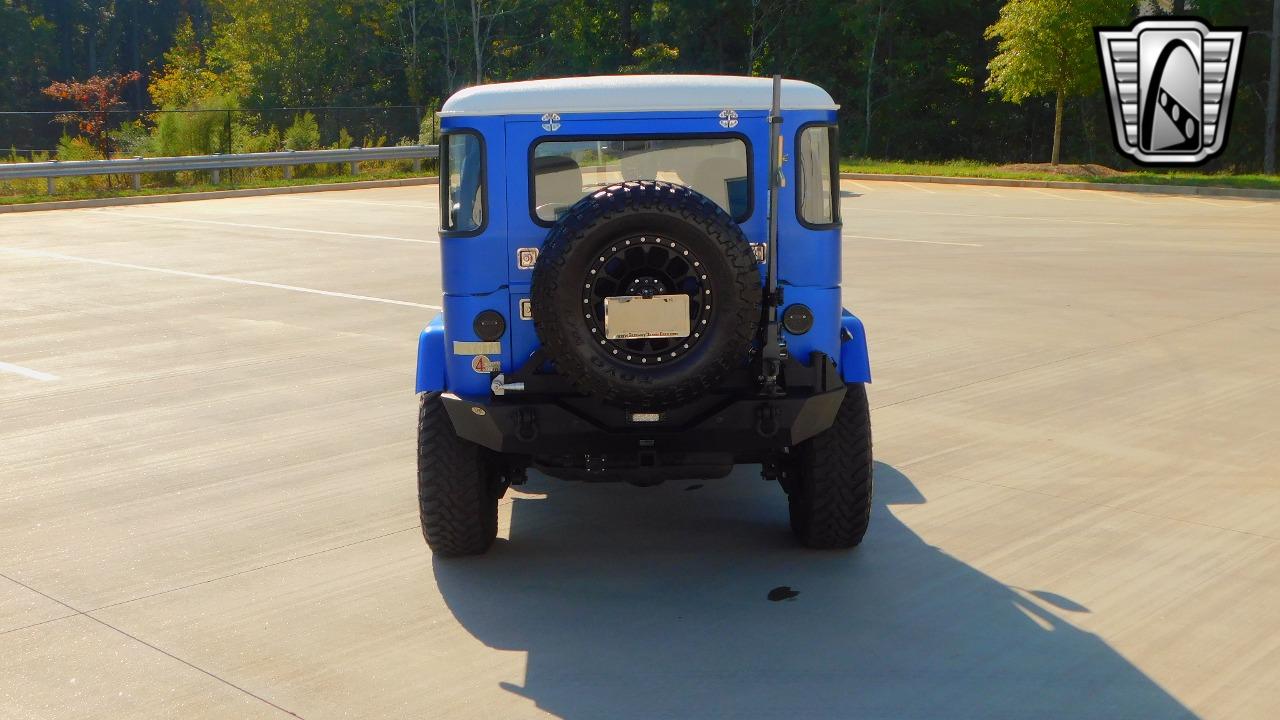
left=861, top=0, right=890, bottom=157
left=0, top=3, right=55, bottom=112
left=384, top=0, right=431, bottom=104
left=746, top=0, right=799, bottom=74
left=148, top=17, right=237, bottom=109
left=467, top=0, right=529, bottom=84
left=984, top=0, right=1132, bottom=165
left=205, top=0, right=386, bottom=107
left=1266, top=0, right=1278, bottom=174
left=41, top=71, right=142, bottom=156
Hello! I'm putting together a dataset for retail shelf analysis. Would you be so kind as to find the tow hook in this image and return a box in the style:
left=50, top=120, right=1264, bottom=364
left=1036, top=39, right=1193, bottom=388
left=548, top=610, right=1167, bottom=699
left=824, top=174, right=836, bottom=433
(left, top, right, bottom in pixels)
left=755, top=404, right=779, bottom=438
left=515, top=407, right=539, bottom=442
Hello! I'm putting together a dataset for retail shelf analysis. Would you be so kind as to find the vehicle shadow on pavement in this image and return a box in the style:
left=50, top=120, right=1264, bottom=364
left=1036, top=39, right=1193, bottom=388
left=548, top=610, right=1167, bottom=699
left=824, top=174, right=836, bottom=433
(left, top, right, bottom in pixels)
left=433, top=463, right=1197, bottom=719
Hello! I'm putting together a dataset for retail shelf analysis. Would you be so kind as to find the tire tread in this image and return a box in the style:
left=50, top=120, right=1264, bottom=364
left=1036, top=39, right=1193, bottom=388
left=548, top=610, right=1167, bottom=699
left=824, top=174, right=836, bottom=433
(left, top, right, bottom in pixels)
left=788, top=383, right=874, bottom=549
left=417, top=392, right=499, bottom=557
left=531, top=180, right=760, bottom=408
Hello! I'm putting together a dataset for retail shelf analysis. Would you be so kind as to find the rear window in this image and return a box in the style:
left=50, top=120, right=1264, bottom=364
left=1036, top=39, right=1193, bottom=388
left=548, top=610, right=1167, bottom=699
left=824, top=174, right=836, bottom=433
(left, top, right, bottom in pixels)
left=531, top=137, right=750, bottom=223
left=797, top=125, right=838, bottom=227
left=442, top=132, right=484, bottom=232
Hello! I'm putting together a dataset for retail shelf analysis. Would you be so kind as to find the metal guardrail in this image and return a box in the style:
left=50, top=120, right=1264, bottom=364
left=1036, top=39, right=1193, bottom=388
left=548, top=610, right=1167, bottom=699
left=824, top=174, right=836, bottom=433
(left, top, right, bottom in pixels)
left=0, top=145, right=439, bottom=194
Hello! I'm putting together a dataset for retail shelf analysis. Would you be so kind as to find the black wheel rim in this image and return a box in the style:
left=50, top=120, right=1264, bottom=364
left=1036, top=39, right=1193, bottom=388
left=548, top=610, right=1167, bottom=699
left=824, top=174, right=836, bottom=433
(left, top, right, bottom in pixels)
left=580, top=234, right=712, bottom=366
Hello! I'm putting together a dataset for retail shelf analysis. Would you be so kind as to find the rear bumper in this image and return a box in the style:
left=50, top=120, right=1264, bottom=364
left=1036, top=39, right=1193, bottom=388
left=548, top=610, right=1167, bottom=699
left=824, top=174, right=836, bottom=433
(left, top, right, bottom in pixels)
left=440, top=348, right=849, bottom=456
left=440, top=383, right=846, bottom=458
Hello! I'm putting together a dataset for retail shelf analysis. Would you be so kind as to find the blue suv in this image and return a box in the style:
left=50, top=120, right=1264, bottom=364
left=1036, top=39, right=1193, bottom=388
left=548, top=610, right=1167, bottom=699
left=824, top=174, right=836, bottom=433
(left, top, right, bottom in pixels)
left=416, top=75, right=872, bottom=555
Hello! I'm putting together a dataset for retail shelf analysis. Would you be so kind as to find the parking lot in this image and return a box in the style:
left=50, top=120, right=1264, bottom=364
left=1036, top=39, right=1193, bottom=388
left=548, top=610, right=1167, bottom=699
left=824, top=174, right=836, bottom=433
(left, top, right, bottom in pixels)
left=2, top=179, right=1278, bottom=719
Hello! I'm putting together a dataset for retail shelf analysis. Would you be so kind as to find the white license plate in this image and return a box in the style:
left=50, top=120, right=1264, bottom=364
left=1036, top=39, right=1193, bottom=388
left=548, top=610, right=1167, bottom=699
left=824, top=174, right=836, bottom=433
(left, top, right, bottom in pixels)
left=603, top=295, right=691, bottom=340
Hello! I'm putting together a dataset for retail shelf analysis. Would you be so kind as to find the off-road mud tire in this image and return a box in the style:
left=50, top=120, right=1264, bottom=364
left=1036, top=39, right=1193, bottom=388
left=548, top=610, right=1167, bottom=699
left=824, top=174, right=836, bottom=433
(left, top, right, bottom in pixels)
left=417, top=392, right=500, bottom=557
left=785, top=383, right=873, bottom=549
left=531, top=180, right=760, bottom=408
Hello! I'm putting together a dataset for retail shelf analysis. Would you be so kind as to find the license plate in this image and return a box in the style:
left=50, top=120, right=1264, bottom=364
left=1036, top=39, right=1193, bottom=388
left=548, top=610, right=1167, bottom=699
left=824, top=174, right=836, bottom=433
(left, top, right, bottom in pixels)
left=603, top=295, right=691, bottom=340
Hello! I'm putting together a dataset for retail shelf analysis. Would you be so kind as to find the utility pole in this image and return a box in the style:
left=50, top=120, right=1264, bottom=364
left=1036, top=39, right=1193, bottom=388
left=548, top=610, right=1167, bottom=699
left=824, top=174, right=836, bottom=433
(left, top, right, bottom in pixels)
left=1266, top=0, right=1279, bottom=174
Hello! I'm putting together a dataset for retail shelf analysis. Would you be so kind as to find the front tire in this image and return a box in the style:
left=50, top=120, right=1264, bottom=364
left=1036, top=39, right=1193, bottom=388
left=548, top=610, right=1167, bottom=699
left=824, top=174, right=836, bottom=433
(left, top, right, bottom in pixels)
left=417, top=392, right=500, bottom=557
left=784, top=383, right=873, bottom=549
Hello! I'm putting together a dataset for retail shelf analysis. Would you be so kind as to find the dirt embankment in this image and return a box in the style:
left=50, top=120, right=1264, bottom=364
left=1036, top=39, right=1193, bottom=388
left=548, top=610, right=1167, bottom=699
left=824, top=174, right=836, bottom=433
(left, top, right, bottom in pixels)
left=998, top=163, right=1125, bottom=178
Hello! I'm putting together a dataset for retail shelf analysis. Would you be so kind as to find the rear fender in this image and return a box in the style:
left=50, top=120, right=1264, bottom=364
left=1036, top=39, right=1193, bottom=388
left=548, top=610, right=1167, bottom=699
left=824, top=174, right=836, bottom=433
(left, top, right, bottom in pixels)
left=415, top=314, right=448, bottom=393
left=839, top=309, right=871, bottom=384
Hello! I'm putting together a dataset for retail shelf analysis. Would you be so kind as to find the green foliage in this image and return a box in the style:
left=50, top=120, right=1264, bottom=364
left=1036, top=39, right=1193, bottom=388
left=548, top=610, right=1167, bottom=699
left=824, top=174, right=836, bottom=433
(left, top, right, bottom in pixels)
left=154, top=99, right=235, bottom=156
left=0, top=4, right=54, bottom=110
left=418, top=104, right=440, bottom=145
left=233, top=122, right=281, bottom=154
left=984, top=0, right=1133, bottom=162
left=1, top=149, right=50, bottom=196
left=0, top=167, right=435, bottom=205
left=109, top=120, right=155, bottom=157
left=283, top=112, right=321, bottom=151
left=149, top=18, right=244, bottom=109
left=51, top=135, right=104, bottom=192
left=985, top=0, right=1132, bottom=102
left=206, top=0, right=387, bottom=107
left=56, top=135, right=101, bottom=161
left=621, top=44, right=681, bottom=74
left=334, top=128, right=356, bottom=150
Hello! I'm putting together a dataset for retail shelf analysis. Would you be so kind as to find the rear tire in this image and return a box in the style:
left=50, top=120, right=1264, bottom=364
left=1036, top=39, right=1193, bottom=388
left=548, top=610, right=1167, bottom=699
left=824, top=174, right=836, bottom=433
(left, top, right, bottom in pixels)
left=417, top=392, right=500, bottom=557
left=784, top=383, right=873, bottom=549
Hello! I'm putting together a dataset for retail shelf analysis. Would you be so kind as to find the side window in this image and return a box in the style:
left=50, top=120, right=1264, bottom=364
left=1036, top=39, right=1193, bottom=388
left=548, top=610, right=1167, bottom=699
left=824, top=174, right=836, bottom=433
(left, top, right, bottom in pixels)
left=443, top=132, right=484, bottom=232
left=797, top=125, right=837, bottom=227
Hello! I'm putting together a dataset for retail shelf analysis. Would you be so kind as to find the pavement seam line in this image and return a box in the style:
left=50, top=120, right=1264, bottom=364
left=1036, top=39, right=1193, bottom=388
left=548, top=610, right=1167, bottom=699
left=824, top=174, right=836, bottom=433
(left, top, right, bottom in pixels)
left=90, top=208, right=438, bottom=244
left=0, top=611, right=84, bottom=637
left=0, top=571, right=85, bottom=615
left=88, top=525, right=422, bottom=613
left=0, top=571, right=92, bottom=637
left=82, top=613, right=305, bottom=719
left=87, top=496, right=520, bottom=613
left=0, top=246, right=442, bottom=310
left=0, top=523, right=427, bottom=639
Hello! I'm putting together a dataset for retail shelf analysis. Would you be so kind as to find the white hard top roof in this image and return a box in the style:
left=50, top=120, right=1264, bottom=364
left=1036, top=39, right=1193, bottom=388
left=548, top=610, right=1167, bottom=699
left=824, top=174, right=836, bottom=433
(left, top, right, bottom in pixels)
left=439, top=75, right=838, bottom=116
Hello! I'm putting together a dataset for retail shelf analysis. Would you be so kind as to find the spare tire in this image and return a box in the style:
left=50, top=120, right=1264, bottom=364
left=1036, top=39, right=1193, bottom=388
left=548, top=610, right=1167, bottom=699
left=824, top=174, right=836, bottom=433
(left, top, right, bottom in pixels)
left=531, top=180, right=761, bottom=408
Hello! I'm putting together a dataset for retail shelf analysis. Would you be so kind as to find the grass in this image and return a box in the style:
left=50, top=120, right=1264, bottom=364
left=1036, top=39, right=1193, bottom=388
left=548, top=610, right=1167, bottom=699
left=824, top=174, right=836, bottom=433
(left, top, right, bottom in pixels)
left=840, top=158, right=1280, bottom=191
left=0, top=168, right=437, bottom=206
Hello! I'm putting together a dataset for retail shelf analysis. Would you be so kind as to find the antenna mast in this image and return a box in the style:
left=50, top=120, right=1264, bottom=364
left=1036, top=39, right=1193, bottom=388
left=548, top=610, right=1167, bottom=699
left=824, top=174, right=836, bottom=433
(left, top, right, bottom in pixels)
left=760, top=74, right=786, bottom=397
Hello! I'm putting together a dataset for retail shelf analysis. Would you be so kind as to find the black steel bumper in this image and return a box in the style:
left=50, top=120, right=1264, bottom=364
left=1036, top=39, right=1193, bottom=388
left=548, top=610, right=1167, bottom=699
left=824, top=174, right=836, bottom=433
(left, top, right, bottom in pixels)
left=439, top=352, right=847, bottom=461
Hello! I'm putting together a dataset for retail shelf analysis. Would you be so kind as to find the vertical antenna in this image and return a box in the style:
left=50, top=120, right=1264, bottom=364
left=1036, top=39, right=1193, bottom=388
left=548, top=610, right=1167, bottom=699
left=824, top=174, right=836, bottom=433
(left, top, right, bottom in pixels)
left=760, top=73, right=785, bottom=397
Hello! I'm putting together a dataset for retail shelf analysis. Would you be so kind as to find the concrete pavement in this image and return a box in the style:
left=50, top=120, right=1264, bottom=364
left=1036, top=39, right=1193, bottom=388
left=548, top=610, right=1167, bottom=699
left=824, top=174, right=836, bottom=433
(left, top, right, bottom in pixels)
left=2, top=180, right=1278, bottom=718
